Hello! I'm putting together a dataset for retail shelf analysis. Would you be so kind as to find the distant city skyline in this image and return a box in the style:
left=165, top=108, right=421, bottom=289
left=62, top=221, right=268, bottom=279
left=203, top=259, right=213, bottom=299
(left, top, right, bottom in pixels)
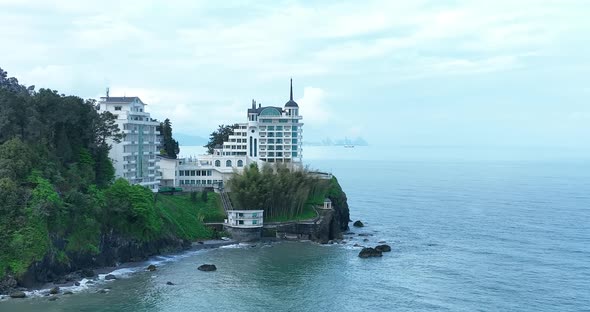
left=1, top=0, right=589, bottom=157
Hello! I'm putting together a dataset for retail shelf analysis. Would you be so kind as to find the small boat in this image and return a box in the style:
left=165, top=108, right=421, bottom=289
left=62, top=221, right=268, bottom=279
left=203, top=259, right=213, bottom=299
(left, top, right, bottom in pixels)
left=344, top=145, right=355, bottom=148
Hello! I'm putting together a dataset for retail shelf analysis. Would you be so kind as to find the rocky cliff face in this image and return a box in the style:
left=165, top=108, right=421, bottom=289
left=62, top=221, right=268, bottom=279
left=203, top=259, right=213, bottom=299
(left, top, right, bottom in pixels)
left=273, top=207, right=345, bottom=244
left=1, top=234, right=191, bottom=292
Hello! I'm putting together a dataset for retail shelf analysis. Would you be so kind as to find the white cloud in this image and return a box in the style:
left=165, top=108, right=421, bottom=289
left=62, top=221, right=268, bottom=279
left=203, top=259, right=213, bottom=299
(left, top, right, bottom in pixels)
left=297, top=87, right=331, bottom=125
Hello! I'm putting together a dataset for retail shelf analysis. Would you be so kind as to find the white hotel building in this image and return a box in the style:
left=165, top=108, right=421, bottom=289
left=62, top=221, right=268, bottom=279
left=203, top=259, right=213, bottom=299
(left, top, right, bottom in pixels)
left=98, top=95, right=160, bottom=191
left=172, top=79, right=304, bottom=189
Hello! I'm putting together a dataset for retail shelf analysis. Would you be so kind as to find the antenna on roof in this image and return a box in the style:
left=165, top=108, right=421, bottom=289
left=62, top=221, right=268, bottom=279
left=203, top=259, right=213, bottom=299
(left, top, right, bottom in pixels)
left=290, top=78, right=293, bottom=101
left=106, top=87, right=109, bottom=99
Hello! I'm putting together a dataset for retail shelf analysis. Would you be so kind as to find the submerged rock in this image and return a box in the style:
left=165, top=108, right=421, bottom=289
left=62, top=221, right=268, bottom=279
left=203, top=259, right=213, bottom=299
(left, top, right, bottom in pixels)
left=353, top=220, right=364, bottom=227
left=166, top=281, right=175, bottom=285
left=49, top=287, right=60, bottom=295
left=104, top=274, right=117, bottom=281
left=49, top=296, right=59, bottom=301
left=358, top=247, right=383, bottom=258
left=375, top=244, right=391, bottom=252
left=97, top=289, right=108, bottom=294
left=9, top=291, right=26, bottom=299
left=363, top=238, right=369, bottom=242
left=74, top=282, right=80, bottom=286
left=147, top=264, right=157, bottom=272
left=378, top=240, right=386, bottom=244
left=63, top=291, right=73, bottom=295
left=197, top=264, right=217, bottom=272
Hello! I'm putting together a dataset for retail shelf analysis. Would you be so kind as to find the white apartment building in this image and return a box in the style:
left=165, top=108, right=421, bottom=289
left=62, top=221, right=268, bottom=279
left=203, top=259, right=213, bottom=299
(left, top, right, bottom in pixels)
left=176, top=79, right=304, bottom=189
left=98, top=95, right=160, bottom=191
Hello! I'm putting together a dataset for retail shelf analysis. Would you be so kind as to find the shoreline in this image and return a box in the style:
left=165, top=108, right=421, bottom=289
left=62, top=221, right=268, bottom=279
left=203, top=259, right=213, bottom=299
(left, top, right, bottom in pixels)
left=0, top=239, right=239, bottom=300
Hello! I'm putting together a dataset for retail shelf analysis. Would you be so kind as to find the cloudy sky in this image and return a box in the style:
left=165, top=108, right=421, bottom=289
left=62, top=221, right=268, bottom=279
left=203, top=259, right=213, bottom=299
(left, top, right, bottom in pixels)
left=1, top=0, right=589, bottom=155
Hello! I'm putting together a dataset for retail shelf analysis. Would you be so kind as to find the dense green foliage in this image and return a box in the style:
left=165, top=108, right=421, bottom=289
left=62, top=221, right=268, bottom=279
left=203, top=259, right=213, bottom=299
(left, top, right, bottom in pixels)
left=0, top=68, right=219, bottom=280
left=227, top=164, right=332, bottom=221
left=204, top=124, right=238, bottom=154
left=156, top=192, right=225, bottom=238
left=158, top=118, right=179, bottom=158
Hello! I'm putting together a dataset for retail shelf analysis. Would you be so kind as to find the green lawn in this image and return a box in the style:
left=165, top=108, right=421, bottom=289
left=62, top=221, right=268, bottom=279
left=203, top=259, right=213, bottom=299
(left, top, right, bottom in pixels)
left=156, top=192, right=226, bottom=240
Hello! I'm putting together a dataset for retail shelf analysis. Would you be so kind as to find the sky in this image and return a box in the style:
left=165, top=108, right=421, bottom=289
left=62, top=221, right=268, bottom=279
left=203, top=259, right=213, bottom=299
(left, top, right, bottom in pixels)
left=1, top=0, right=589, bottom=156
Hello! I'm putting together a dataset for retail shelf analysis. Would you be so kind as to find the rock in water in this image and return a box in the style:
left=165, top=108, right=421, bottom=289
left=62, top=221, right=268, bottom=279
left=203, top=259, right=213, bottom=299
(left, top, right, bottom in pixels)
left=105, top=274, right=117, bottom=280
left=166, top=281, right=175, bottom=285
left=353, top=220, right=364, bottom=227
left=49, top=297, right=59, bottom=301
left=9, top=291, right=26, bottom=299
left=81, top=269, right=95, bottom=278
left=63, top=291, right=73, bottom=295
left=358, top=247, right=383, bottom=258
left=147, top=264, right=157, bottom=272
left=74, top=282, right=80, bottom=286
left=49, top=287, right=60, bottom=295
left=375, top=244, right=391, bottom=252
left=197, top=264, right=217, bottom=271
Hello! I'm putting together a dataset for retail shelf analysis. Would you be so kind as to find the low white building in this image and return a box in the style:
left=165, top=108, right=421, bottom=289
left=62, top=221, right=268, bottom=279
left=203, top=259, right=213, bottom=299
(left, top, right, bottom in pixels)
left=157, top=156, right=178, bottom=187
left=225, top=210, right=264, bottom=228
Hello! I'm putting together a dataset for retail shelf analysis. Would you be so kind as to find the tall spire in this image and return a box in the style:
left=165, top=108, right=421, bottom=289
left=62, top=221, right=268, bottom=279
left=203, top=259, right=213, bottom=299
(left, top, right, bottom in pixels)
left=290, top=78, right=293, bottom=101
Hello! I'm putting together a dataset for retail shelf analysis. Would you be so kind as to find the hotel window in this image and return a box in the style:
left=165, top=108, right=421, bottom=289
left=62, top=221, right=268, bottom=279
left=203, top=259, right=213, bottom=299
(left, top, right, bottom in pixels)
left=252, top=220, right=258, bottom=225
left=279, top=119, right=288, bottom=123
left=226, top=160, right=232, bottom=167
left=292, top=152, right=298, bottom=157
left=215, top=160, right=220, bottom=167
left=239, top=220, right=244, bottom=225
left=252, top=213, right=257, bottom=217
left=268, top=126, right=275, bottom=130
left=237, top=160, right=243, bottom=167
left=114, top=106, right=122, bottom=111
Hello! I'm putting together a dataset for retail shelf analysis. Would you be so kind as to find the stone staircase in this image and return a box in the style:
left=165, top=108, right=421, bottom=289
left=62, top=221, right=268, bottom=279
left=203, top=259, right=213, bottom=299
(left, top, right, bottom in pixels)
left=220, top=191, right=233, bottom=213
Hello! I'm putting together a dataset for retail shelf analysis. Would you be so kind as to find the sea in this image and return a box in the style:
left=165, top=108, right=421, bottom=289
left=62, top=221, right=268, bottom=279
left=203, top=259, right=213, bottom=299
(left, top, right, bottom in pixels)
left=1, top=146, right=589, bottom=312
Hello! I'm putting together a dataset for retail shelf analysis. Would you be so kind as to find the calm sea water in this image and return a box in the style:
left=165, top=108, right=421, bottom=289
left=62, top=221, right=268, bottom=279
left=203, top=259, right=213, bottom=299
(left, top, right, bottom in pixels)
left=2, top=147, right=590, bottom=311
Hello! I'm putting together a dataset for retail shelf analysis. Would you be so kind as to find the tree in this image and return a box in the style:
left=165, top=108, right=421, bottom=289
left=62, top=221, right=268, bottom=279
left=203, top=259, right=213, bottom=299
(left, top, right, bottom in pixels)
left=94, top=110, right=124, bottom=147
left=159, top=118, right=179, bottom=159
left=204, top=124, right=238, bottom=154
